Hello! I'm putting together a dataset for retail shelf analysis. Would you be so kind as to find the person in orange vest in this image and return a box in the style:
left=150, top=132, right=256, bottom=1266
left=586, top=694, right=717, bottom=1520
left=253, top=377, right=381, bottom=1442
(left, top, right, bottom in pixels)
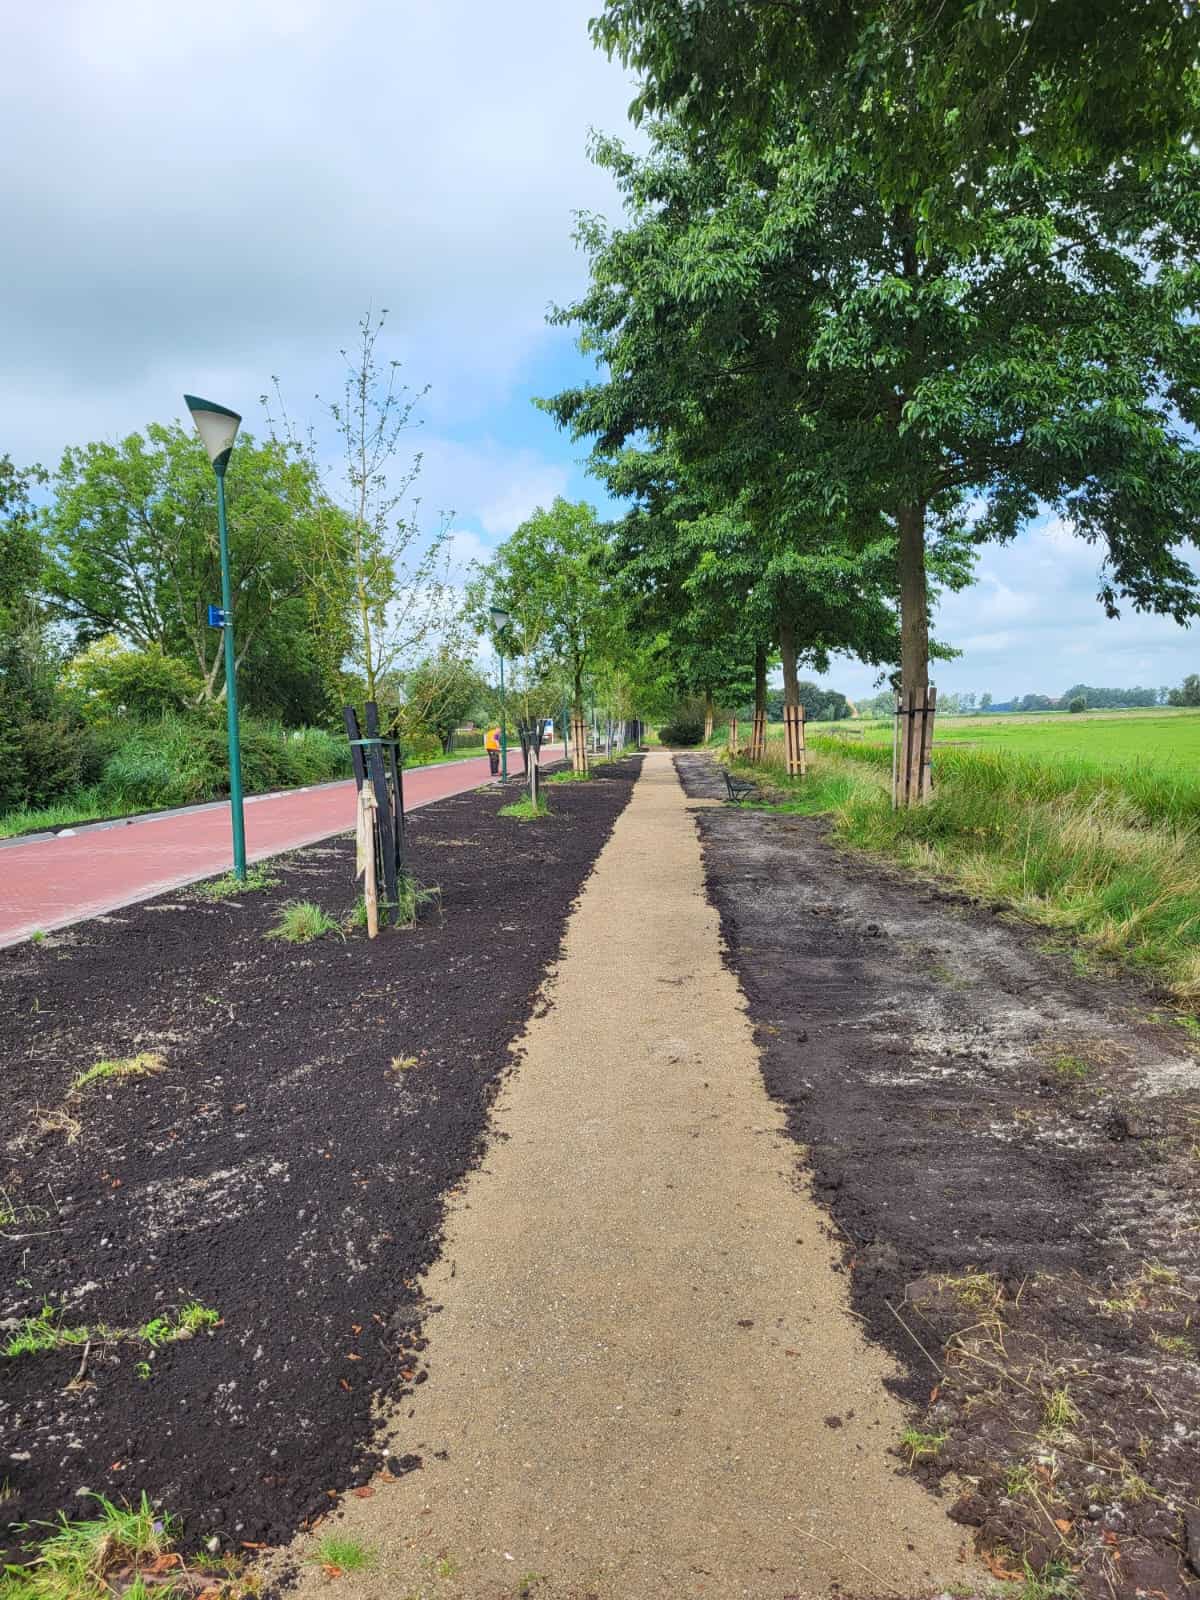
left=485, top=722, right=502, bottom=776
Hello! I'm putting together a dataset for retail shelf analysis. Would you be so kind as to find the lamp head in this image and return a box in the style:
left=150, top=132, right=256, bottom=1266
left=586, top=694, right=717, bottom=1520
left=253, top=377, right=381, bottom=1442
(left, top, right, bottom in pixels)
left=184, top=394, right=241, bottom=474
left=489, top=605, right=511, bottom=634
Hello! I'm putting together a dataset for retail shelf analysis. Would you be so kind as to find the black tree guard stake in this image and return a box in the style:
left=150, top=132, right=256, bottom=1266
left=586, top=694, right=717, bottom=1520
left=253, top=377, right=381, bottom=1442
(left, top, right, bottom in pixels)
left=344, top=704, right=405, bottom=925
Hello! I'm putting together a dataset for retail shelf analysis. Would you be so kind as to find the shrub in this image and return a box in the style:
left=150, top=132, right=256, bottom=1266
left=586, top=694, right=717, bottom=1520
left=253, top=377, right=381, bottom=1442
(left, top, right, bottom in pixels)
left=15, top=717, right=94, bottom=806
left=658, top=715, right=706, bottom=746
left=64, top=636, right=201, bottom=721
left=1068, top=696, right=1087, bottom=714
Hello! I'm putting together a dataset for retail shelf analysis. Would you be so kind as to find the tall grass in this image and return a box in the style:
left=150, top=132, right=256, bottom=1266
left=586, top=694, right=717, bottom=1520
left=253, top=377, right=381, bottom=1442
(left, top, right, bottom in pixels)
left=0, top=716, right=352, bottom=837
left=735, top=735, right=1200, bottom=1002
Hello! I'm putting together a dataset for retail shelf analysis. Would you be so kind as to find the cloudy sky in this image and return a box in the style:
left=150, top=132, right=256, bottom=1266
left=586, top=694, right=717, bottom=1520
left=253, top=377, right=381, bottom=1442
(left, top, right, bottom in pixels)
left=5, top=0, right=1197, bottom=700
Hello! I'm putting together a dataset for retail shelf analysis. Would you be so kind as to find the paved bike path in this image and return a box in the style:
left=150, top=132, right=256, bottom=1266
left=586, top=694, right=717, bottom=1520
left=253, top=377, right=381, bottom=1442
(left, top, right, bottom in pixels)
left=0, top=746, right=562, bottom=948
left=286, top=751, right=972, bottom=1600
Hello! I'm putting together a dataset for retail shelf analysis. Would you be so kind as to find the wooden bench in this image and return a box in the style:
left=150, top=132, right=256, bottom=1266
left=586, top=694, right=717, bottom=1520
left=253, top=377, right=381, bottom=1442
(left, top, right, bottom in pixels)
left=723, top=771, right=758, bottom=804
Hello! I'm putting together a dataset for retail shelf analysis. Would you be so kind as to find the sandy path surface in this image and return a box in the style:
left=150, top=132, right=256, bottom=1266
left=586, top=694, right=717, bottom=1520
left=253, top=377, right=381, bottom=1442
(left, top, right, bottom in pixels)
left=285, top=753, right=970, bottom=1599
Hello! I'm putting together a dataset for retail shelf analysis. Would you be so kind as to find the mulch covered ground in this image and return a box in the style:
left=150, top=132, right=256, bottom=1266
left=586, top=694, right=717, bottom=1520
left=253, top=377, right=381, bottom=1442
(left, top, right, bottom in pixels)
left=678, top=753, right=1200, bottom=1600
left=0, top=760, right=640, bottom=1567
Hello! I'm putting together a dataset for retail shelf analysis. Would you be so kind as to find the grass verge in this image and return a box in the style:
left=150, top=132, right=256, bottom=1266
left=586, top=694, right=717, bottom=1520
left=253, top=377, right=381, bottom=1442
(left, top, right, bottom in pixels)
left=733, top=735, right=1200, bottom=1004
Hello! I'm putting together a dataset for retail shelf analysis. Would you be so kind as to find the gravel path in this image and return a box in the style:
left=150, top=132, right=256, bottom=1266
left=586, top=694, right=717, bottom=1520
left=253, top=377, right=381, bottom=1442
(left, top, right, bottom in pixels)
left=285, top=753, right=972, bottom=1599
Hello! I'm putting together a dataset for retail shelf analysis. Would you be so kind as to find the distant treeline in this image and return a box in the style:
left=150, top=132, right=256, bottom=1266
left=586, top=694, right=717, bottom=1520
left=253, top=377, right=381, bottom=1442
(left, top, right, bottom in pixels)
left=810, top=679, right=1200, bottom=721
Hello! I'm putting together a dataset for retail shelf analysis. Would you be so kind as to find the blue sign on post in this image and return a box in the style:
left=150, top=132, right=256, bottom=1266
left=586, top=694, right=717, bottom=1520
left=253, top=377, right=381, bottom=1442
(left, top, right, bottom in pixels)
left=207, top=603, right=227, bottom=628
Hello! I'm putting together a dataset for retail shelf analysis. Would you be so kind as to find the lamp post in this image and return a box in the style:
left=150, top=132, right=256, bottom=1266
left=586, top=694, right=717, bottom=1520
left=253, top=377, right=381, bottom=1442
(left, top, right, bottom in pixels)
left=185, top=394, right=246, bottom=880
left=489, top=606, right=510, bottom=781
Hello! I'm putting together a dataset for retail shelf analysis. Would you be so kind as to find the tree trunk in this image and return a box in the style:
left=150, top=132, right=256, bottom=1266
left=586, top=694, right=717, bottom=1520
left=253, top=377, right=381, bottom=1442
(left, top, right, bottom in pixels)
left=898, top=502, right=929, bottom=698
left=572, top=664, right=588, bottom=773
left=703, top=687, right=714, bottom=743
left=778, top=619, right=800, bottom=705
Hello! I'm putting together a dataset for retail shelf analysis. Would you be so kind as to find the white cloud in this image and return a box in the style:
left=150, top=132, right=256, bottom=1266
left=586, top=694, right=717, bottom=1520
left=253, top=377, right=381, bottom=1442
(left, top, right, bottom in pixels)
left=2, top=0, right=640, bottom=463
left=816, top=512, right=1200, bottom=701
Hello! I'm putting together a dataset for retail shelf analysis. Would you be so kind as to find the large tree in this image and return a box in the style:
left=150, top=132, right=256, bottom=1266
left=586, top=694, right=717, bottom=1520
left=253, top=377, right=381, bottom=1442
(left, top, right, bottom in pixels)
left=469, top=499, right=614, bottom=772
left=44, top=422, right=352, bottom=720
left=592, top=1, right=1200, bottom=233
left=547, top=117, right=1200, bottom=723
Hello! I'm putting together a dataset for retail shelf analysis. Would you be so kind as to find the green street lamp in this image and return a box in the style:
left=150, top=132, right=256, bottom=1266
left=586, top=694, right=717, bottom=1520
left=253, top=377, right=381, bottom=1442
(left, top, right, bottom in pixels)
left=489, top=605, right=510, bottom=781
left=185, top=394, right=246, bottom=880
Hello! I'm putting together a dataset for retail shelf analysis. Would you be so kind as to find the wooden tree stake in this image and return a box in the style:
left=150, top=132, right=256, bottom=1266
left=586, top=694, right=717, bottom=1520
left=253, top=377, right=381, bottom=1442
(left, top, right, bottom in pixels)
left=784, top=701, right=807, bottom=777
left=357, top=784, right=379, bottom=939
left=893, top=686, right=937, bottom=807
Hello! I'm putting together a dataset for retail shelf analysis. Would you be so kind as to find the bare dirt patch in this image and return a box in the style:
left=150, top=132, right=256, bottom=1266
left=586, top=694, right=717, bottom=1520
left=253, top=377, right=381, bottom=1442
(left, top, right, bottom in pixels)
left=678, top=752, right=1200, bottom=1600
left=0, top=761, right=640, bottom=1568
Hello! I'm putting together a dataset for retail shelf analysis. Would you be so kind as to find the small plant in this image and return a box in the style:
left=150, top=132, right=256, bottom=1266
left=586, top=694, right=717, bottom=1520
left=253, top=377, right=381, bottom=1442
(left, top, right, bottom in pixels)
left=29, top=930, right=46, bottom=945
left=545, top=770, right=591, bottom=784
left=1151, top=1330, right=1193, bottom=1355
left=0, top=1189, right=48, bottom=1233
left=1015, top=1556, right=1078, bottom=1600
left=1041, top=1387, right=1081, bottom=1432
left=134, top=1360, right=151, bottom=1381
left=196, top=864, right=280, bottom=901
left=499, top=796, right=551, bottom=821
left=266, top=900, right=342, bottom=944
left=311, top=1535, right=374, bottom=1574
left=1052, top=1054, right=1090, bottom=1080
left=3, top=1300, right=220, bottom=1360
left=0, top=1492, right=174, bottom=1600
left=3, top=1305, right=95, bottom=1359
left=1004, top=1463, right=1037, bottom=1498
left=899, top=1426, right=946, bottom=1463
left=71, top=1052, right=165, bottom=1095
left=391, top=1055, right=419, bottom=1072
left=175, top=1300, right=221, bottom=1336
left=394, top=871, right=441, bottom=928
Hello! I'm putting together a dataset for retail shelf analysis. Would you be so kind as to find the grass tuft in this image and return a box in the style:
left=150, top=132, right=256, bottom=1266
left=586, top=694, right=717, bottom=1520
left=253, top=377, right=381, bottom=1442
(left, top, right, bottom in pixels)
left=3, top=1300, right=220, bottom=1360
left=71, top=1052, right=165, bottom=1096
left=499, top=796, right=552, bottom=821
left=310, top=1535, right=374, bottom=1574
left=266, top=900, right=342, bottom=944
left=0, top=1493, right=172, bottom=1600
left=195, top=864, right=281, bottom=901
left=545, top=769, right=593, bottom=784
left=899, top=1426, right=946, bottom=1463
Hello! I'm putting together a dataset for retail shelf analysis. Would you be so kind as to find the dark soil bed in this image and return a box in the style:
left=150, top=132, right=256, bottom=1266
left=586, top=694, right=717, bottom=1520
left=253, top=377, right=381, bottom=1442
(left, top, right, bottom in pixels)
left=678, top=753, right=1200, bottom=1599
left=0, top=760, right=641, bottom=1567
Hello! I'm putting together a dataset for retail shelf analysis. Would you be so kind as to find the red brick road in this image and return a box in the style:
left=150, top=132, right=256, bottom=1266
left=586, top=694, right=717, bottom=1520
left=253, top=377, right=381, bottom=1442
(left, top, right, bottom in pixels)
left=0, top=746, right=561, bottom=948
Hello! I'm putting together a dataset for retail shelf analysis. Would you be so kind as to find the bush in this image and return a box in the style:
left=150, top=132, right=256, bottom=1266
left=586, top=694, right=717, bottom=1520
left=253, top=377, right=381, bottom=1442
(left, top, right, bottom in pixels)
left=65, top=636, right=201, bottom=722
left=1068, top=696, right=1087, bottom=714
left=97, top=715, right=351, bottom=812
left=658, top=716, right=706, bottom=746
left=400, top=726, right=442, bottom=764
left=16, top=717, right=100, bottom=806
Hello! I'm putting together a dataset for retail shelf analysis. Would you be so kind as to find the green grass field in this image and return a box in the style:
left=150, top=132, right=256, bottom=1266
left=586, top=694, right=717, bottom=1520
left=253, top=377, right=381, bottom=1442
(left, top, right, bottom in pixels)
left=721, top=706, right=1200, bottom=1004
left=808, top=706, right=1200, bottom=773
